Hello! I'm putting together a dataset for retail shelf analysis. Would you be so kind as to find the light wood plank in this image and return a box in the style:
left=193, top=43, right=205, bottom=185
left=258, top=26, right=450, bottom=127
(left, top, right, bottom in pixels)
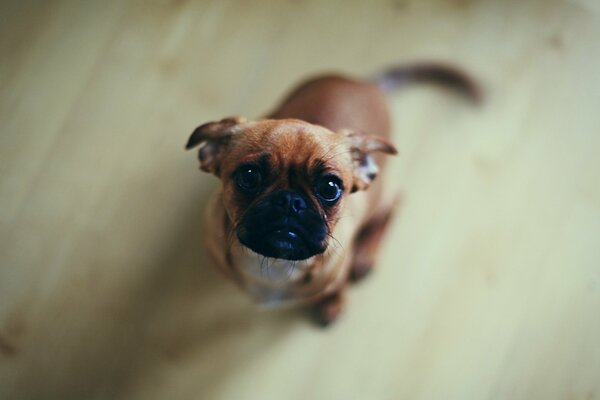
left=1, top=1, right=599, bottom=399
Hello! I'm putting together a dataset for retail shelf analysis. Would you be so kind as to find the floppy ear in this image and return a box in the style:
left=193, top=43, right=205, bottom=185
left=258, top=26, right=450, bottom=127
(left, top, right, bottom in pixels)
left=185, top=116, right=247, bottom=174
left=342, top=129, right=398, bottom=192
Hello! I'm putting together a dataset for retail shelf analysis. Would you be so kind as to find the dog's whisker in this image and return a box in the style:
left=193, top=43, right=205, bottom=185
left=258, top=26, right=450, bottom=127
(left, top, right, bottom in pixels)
left=326, top=233, right=345, bottom=258
left=260, top=256, right=267, bottom=277
left=266, top=257, right=274, bottom=281
left=318, top=142, right=346, bottom=163
left=322, top=149, right=354, bottom=164
left=285, top=260, right=296, bottom=281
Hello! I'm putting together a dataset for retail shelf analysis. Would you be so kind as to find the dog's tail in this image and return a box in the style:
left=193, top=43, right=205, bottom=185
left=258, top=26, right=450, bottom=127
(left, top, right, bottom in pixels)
left=372, top=63, right=483, bottom=105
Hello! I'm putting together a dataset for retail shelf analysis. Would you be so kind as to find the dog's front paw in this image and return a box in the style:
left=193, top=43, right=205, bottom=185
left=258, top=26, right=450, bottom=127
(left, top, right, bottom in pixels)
left=350, top=261, right=373, bottom=282
left=311, top=292, right=344, bottom=327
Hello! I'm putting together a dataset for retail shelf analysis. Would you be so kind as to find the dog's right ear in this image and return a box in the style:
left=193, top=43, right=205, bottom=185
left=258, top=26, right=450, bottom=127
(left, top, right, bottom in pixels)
left=185, top=116, right=247, bottom=174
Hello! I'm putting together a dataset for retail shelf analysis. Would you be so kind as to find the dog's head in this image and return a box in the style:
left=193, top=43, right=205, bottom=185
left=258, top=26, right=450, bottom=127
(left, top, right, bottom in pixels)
left=186, top=117, right=396, bottom=261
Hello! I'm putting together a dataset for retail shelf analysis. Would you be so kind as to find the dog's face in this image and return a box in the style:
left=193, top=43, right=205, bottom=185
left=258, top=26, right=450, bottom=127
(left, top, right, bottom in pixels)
left=186, top=117, right=396, bottom=261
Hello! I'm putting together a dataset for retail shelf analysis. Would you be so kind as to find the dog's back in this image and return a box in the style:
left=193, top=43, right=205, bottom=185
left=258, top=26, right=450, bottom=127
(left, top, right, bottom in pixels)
left=269, top=63, right=481, bottom=140
left=269, top=75, right=391, bottom=142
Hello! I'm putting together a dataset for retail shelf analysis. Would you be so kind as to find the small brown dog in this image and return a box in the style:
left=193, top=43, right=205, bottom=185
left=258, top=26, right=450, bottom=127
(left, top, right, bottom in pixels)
left=186, top=64, right=479, bottom=326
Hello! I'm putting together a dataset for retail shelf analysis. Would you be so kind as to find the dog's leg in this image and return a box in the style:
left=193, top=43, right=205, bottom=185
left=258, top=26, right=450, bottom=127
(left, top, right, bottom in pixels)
left=350, top=204, right=396, bottom=282
left=311, top=290, right=345, bottom=327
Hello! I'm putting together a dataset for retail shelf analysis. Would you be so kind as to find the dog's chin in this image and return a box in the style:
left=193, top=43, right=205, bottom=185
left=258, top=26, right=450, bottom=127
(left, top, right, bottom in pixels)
left=238, top=229, right=326, bottom=261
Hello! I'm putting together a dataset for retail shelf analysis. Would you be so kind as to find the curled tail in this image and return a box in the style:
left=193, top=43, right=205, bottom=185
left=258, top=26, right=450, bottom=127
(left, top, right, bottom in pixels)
left=372, top=63, right=483, bottom=104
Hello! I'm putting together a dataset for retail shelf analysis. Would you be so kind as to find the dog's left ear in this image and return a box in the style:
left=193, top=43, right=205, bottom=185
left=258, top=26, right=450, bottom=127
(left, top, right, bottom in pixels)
left=342, top=129, right=398, bottom=192
left=185, top=116, right=247, bottom=175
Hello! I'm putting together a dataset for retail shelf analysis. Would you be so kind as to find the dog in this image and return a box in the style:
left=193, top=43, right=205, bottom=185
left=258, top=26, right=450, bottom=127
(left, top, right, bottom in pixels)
left=186, top=64, right=480, bottom=326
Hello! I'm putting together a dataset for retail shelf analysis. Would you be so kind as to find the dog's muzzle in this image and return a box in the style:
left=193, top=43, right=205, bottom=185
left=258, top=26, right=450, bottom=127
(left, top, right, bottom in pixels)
left=236, top=190, right=327, bottom=260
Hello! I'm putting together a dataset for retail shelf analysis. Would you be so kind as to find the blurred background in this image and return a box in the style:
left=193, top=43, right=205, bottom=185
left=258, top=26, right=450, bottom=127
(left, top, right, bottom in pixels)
left=1, top=0, right=599, bottom=399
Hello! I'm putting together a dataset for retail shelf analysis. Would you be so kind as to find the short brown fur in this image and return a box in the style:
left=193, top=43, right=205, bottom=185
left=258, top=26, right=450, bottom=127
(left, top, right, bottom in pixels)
left=187, top=64, right=479, bottom=325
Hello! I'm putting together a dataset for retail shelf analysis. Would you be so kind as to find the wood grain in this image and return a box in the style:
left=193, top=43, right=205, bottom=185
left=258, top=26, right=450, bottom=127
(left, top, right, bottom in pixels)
left=1, top=1, right=599, bottom=399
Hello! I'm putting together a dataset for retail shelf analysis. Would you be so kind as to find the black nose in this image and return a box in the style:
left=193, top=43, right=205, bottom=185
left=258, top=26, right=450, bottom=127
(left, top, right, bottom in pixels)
left=270, top=191, right=307, bottom=214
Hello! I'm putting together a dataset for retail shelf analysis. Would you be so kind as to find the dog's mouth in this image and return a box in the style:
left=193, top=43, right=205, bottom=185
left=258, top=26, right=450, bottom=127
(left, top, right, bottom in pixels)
left=266, top=228, right=307, bottom=258
left=237, top=220, right=326, bottom=261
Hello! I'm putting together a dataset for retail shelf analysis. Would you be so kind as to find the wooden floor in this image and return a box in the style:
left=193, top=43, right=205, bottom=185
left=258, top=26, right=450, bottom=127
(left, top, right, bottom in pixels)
left=1, top=1, right=600, bottom=399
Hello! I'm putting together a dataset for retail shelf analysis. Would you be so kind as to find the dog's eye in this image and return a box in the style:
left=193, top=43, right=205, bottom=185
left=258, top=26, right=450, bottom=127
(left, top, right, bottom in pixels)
left=314, top=175, right=343, bottom=204
left=236, top=165, right=263, bottom=192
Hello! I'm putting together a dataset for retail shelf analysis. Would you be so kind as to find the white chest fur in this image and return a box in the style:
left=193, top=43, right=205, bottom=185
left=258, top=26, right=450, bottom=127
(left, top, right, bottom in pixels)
left=234, top=250, right=314, bottom=306
left=237, top=250, right=311, bottom=283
